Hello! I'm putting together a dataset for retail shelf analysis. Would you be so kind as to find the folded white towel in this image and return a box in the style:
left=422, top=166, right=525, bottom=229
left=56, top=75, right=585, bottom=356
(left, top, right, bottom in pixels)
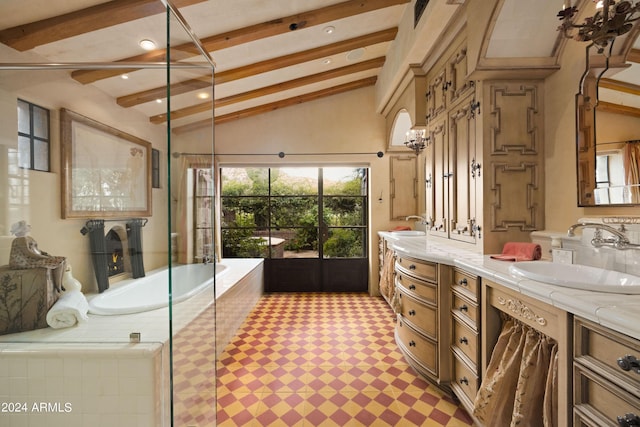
left=46, top=291, right=89, bottom=329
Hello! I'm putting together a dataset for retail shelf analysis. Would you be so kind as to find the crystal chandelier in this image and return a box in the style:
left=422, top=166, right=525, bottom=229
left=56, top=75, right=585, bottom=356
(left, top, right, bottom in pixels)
left=557, top=0, right=640, bottom=52
left=404, top=129, right=427, bottom=155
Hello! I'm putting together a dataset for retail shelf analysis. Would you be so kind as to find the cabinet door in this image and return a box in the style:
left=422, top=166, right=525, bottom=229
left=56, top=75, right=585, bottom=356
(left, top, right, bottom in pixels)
left=448, top=95, right=478, bottom=244
left=429, top=117, right=449, bottom=238
left=424, top=134, right=435, bottom=229
left=447, top=43, right=472, bottom=106
left=390, top=155, right=418, bottom=220
left=426, top=67, right=447, bottom=121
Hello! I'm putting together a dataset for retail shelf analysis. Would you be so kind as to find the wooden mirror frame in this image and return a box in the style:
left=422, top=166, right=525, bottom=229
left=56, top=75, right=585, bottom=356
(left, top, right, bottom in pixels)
left=60, top=109, right=152, bottom=219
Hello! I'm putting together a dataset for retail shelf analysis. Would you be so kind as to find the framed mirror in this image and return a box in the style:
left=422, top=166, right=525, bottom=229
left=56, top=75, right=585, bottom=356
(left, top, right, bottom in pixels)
left=60, top=109, right=152, bottom=219
left=576, top=32, right=640, bottom=206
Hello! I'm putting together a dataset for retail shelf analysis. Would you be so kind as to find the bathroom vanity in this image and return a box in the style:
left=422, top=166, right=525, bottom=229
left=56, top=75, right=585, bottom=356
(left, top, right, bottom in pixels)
left=379, top=231, right=640, bottom=427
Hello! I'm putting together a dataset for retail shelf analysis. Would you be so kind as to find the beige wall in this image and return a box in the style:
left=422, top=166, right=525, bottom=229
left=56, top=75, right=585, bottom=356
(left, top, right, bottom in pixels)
left=544, top=32, right=640, bottom=229
left=0, top=72, right=169, bottom=292
left=176, top=87, right=393, bottom=293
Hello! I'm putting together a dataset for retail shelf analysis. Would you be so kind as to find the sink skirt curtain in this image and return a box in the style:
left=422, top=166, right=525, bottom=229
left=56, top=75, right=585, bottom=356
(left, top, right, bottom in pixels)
left=473, top=314, right=558, bottom=427
left=379, top=248, right=395, bottom=303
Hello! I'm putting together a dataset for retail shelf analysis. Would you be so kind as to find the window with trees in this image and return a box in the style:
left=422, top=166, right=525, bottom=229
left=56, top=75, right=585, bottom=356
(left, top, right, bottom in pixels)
left=220, top=166, right=368, bottom=259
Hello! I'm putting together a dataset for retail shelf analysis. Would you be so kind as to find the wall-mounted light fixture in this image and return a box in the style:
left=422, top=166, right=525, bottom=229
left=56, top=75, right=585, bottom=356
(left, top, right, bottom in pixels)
left=557, top=0, right=640, bottom=52
left=404, top=129, right=427, bottom=155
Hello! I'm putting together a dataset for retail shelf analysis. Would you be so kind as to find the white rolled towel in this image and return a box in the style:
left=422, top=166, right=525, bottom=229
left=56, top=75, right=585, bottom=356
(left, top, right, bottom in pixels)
left=46, top=291, right=89, bottom=329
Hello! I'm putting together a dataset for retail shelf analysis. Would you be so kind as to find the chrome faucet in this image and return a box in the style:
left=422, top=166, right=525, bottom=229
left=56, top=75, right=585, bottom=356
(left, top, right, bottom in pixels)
left=405, top=215, right=430, bottom=225
left=196, top=254, right=213, bottom=264
left=567, top=222, right=640, bottom=250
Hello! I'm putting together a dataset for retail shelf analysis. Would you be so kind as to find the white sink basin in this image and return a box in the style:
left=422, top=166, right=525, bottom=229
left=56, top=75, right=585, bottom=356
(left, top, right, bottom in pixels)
left=509, top=261, right=640, bottom=294
left=390, top=230, right=425, bottom=236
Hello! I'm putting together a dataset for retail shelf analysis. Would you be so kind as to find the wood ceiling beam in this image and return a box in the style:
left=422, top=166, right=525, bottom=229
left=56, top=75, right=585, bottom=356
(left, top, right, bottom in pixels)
left=628, top=48, right=640, bottom=63
left=599, top=78, right=640, bottom=96
left=117, top=28, right=396, bottom=107
left=0, top=0, right=206, bottom=52
left=71, top=0, right=408, bottom=84
left=172, top=76, right=377, bottom=133
left=597, top=101, right=640, bottom=118
left=150, top=56, right=386, bottom=124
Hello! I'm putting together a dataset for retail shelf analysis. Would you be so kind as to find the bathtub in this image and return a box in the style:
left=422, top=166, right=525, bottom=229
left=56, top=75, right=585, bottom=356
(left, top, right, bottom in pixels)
left=0, top=258, right=263, bottom=426
left=88, top=262, right=228, bottom=315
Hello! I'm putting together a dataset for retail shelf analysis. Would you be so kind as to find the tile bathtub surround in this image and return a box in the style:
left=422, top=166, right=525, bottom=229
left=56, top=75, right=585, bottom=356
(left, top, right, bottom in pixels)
left=216, top=293, right=474, bottom=426
left=0, top=258, right=264, bottom=426
left=0, top=344, right=163, bottom=427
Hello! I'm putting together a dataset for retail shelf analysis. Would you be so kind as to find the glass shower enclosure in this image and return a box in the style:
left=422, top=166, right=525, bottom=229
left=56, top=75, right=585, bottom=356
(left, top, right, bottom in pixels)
left=0, top=2, right=216, bottom=426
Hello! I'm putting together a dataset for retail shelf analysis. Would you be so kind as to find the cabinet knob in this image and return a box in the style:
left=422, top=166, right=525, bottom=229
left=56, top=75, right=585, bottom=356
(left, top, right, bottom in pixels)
left=409, top=340, right=416, bottom=347
left=617, top=413, right=640, bottom=427
left=459, top=377, right=469, bottom=385
left=458, top=278, right=468, bottom=286
left=409, top=264, right=416, bottom=270
left=459, top=305, right=469, bottom=312
left=409, top=284, right=416, bottom=291
left=617, top=355, right=640, bottom=374
left=408, top=310, right=416, bottom=316
left=459, top=337, right=469, bottom=345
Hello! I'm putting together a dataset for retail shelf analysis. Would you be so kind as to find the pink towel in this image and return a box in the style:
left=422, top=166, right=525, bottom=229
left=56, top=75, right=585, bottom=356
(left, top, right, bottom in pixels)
left=490, top=242, right=542, bottom=262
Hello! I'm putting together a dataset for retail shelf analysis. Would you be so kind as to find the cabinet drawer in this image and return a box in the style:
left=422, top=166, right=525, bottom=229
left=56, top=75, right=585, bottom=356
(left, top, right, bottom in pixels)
left=397, top=317, right=437, bottom=374
left=396, top=256, right=437, bottom=282
left=396, top=272, right=437, bottom=304
left=452, top=318, right=479, bottom=366
left=398, top=292, right=437, bottom=339
left=453, top=356, right=479, bottom=403
left=452, top=269, right=478, bottom=298
left=574, top=317, right=640, bottom=394
left=451, top=291, right=479, bottom=327
left=574, top=364, right=640, bottom=425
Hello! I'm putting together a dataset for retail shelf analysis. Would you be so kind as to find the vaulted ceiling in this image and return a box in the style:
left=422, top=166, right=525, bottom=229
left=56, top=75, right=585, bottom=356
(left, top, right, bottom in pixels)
left=0, top=0, right=638, bottom=133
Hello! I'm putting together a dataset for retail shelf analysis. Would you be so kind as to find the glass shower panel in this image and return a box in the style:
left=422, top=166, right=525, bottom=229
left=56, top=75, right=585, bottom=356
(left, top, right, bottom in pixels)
left=166, top=5, right=216, bottom=427
left=0, top=1, right=215, bottom=425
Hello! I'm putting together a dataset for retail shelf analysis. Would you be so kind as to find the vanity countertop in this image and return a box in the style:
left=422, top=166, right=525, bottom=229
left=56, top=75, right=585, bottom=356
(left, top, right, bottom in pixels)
left=379, top=232, right=640, bottom=340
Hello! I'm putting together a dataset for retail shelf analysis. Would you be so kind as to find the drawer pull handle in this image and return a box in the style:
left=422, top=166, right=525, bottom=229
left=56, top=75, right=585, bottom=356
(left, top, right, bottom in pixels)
left=459, top=305, right=468, bottom=312
left=409, top=340, right=416, bottom=347
left=409, top=285, right=416, bottom=291
left=617, top=413, right=640, bottom=427
left=458, top=278, right=468, bottom=286
left=408, top=310, right=416, bottom=316
left=459, top=337, right=468, bottom=345
left=459, top=377, right=469, bottom=385
left=409, top=264, right=416, bottom=270
left=617, top=355, right=640, bottom=374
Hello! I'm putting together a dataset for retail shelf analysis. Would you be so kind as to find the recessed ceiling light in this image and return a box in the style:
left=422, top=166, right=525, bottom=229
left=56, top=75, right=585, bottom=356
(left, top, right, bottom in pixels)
left=156, top=99, right=162, bottom=104
left=322, top=58, right=332, bottom=65
left=139, top=39, right=157, bottom=51
left=197, top=92, right=210, bottom=100
left=323, top=26, right=335, bottom=34
left=121, top=74, right=129, bottom=80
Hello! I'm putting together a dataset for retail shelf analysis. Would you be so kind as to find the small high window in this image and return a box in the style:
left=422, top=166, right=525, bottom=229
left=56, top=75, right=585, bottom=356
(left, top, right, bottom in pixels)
left=17, top=99, right=50, bottom=171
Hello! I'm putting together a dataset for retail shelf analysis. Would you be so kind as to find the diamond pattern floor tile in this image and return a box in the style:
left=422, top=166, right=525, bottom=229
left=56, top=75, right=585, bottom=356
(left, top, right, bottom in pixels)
left=215, top=293, right=475, bottom=426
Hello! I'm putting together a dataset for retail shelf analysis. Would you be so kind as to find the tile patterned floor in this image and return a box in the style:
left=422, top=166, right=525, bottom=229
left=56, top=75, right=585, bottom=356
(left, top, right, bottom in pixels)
left=216, top=293, right=474, bottom=426
left=173, top=302, right=217, bottom=426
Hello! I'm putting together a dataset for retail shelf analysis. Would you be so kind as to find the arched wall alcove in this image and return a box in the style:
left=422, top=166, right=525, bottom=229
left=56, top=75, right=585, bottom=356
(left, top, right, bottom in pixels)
left=389, top=109, right=414, bottom=150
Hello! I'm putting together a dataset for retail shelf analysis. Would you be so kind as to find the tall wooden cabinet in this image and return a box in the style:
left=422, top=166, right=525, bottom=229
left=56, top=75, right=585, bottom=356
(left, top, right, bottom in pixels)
left=423, top=36, right=545, bottom=254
